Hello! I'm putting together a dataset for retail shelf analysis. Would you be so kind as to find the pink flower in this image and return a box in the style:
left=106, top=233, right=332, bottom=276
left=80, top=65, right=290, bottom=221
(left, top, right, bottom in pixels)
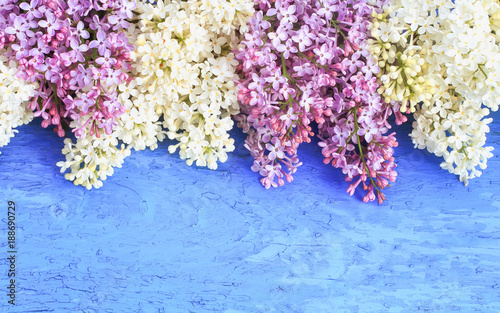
left=276, top=39, right=297, bottom=59
left=279, top=107, right=298, bottom=128
left=265, top=68, right=286, bottom=91
left=266, top=137, right=285, bottom=160
left=38, top=12, right=61, bottom=37
left=313, top=44, right=333, bottom=65
left=235, top=0, right=397, bottom=203
left=96, top=50, right=117, bottom=68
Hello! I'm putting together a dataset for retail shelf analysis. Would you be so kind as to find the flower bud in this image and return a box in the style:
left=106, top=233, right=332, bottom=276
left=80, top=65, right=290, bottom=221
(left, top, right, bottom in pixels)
left=41, top=118, right=51, bottom=128
left=47, top=1, right=57, bottom=9
left=54, top=9, right=63, bottom=18
left=42, top=34, right=51, bottom=43
left=56, top=32, right=65, bottom=41
left=52, top=114, right=60, bottom=125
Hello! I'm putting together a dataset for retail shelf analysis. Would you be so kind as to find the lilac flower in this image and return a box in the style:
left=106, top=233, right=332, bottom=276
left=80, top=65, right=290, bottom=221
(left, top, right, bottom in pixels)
left=74, top=21, right=90, bottom=40
left=360, top=59, right=375, bottom=75
left=1, top=0, right=136, bottom=140
left=5, top=16, right=30, bottom=41
left=20, top=0, right=43, bottom=20
left=249, top=91, right=265, bottom=106
left=268, top=31, right=286, bottom=48
left=0, top=0, right=14, bottom=12
left=89, top=15, right=106, bottom=31
left=299, top=90, right=314, bottom=111
left=96, top=50, right=117, bottom=68
left=318, top=1, right=335, bottom=20
left=278, top=83, right=295, bottom=100
left=314, top=44, right=333, bottom=65
left=293, top=61, right=314, bottom=76
left=69, top=40, right=89, bottom=60
left=103, top=69, right=122, bottom=86
left=27, top=54, right=47, bottom=73
left=236, top=0, right=397, bottom=203
left=358, top=123, right=380, bottom=142
left=108, top=14, right=130, bottom=30
left=74, top=93, right=95, bottom=113
left=342, top=51, right=365, bottom=73
left=66, top=0, right=84, bottom=16
left=38, top=12, right=61, bottom=37
left=251, top=11, right=271, bottom=31
left=266, top=137, right=285, bottom=160
left=276, top=39, right=297, bottom=59
left=102, top=94, right=122, bottom=113
left=98, top=0, right=116, bottom=10
left=279, top=5, right=297, bottom=28
left=263, top=163, right=283, bottom=186
left=29, top=38, right=50, bottom=57
left=255, top=47, right=277, bottom=65
left=11, top=41, right=30, bottom=59
left=292, top=25, right=315, bottom=52
left=249, top=73, right=267, bottom=93
left=257, top=125, right=275, bottom=143
left=98, top=117, right=116, bottom=135
left=244, top=31, right=263, bottom=48
left=89, top=30, right=108, bottom=56
left=279, top=107, right=298, bottom=128
left=69, top=64, right=92, bottom=88
left=59, top=51, right=76, bottom=67
left=44, top=59, right=62, bottom=83
left=91, top=67, right=106, bottom=81
left=265, top=68, right=286, bottom=90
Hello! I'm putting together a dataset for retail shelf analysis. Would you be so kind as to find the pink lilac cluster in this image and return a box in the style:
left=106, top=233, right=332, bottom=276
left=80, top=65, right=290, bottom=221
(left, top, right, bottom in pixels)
left=0, top=0, right=135, bottom=138
left=235, top=0, right=398, bottom=203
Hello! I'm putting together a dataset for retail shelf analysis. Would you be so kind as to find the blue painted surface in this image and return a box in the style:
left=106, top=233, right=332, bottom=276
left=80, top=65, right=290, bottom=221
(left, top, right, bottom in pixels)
left=1, top=111, right=499, bottom=312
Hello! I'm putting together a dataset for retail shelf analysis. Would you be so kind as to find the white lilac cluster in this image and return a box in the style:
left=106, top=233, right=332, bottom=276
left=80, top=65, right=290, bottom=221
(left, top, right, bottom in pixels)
left=57, top=132, right=131, bottom=189
left=369, top=0, right=500, bottom=185
left=129, top=0, right=253, bottom=169
left=0, top=53, right=37, bottom=153
left=56, top=0, right=253, bottom=188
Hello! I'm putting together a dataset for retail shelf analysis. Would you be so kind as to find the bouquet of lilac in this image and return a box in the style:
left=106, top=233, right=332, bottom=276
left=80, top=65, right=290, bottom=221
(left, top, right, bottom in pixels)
left=1, top=0, right=497, bottom=200
left=369, top=0, right=500, bottom=186
left=1, top=0, right=136, bottom=139
left=236, top=0, right=398, bottom=203
left=56, top=0, right=254, bottom=189
left=1, top=0, right=137, bottom=188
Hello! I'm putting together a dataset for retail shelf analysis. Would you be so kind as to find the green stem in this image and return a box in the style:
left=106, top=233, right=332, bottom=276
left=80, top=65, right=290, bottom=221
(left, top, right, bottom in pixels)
left=478, top=64, right=488, bottom=78
left=281, top=53, right=289, bottom=78
left=353, top=109, right=381, bottom=193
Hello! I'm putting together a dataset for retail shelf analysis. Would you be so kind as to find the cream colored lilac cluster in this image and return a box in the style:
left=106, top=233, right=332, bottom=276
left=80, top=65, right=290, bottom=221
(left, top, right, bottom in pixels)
left=0, top=53, right=37, bottom=153
left=56, top=0, right=253, bottom=189
left=368, top=0, right=500, bottom=185
left=57, top=132, right=131, bottom=189
left=129, top=0, right=253, bottom=169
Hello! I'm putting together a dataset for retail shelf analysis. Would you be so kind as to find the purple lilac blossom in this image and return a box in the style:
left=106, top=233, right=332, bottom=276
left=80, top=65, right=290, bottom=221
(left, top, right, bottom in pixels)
left=235, top=0, right=398, bottom=203
left=0, top=0, right=136, bottom=138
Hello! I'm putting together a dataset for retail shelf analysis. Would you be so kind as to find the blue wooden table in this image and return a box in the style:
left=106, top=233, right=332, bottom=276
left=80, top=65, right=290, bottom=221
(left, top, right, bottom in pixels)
left=1, top=111, right=499, bottom=312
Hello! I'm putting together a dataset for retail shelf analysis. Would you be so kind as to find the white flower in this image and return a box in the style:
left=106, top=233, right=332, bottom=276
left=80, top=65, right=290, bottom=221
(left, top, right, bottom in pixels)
left=0, top=54, right=37, bottom=153
left=371, top=0, right=500, bottom=185
left=57, top=123, right=131, bottom=190
left=125, top=0, right=254, bottom=169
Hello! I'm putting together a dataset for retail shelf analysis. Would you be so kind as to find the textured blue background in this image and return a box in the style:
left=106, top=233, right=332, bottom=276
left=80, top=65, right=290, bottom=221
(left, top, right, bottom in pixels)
left=1, top=111, right=500, bottom=312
